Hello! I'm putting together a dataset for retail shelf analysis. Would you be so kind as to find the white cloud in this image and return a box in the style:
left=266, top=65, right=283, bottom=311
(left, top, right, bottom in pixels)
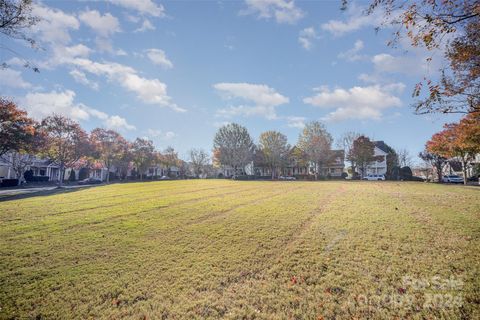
left=145, top=49, right=173, bottom=69
left=213, top=121, right=231, bottom=128
left=94, top=37, right=115, bottom=53
left=47, top=44, right=93, bottom=67
left=359, top=47, right=441, bottom=85
left=79, top=10, right=121, bottom=37
left=147, top=129, right=176, bottom=140
left=78, top=10, right=122, bottom=54
left=303, top=84, right=404, bottom=121
left=116, top=49, right=128, bottom=56
left=338, top=40, right=366, bottom=61
left=321, top=4, right=383, bottom=36
left=69, top=69, right=99, bottom=90
left=135, top=19, right=156, bottom=32
left=372, top=53, right=432, bottom=76
left=214, top=82, right=289, bottom=119
left=0, top=69, right=31, bottom=89
left=66, top=58, right=184, bottom=112
left=31, top=4, right=80, bottom=44
left=107, top=0, right=165, bottom=17
left=105, top=115, right=136, bottom=130
left=285, top=116, right=305, bottom=128
left=298, top=27, right=318, bottom=50
left=241, top=0, right=304, bottom=24
left=22, top=90, right=135, bottom=130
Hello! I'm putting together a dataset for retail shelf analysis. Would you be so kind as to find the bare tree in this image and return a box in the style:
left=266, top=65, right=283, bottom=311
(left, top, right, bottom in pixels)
left=258, top=131, right=290, bottom=179
left=397, top=148, right=413, bottom=167
left=189, top=148, right=210, bottom=178
left=297, top=121, right=333, bottom=180
left=336, top=131, right=361, bottom=174
left=213, top=123, right=255, bottom=175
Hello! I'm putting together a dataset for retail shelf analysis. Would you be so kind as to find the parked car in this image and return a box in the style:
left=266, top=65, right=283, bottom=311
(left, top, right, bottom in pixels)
left=279, top=176, right=296, bottom=181
left=467, top=174, right=480, bottom=182
left=442, top=175, right=464, bottom=183
left=159, top=175, right=171, bottom=180
left=362, top=174, right=386, bottom=181
left=78, top=177, right=103, bottom=185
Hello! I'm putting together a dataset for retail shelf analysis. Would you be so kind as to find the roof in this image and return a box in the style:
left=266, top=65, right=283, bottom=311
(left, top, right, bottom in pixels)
left=331, top=149, right=345, bottom=158
left=374, top=141, right=389, bottom=153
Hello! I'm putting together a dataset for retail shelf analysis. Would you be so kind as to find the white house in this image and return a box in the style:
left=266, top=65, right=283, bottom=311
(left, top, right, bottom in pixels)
left=0, top=153, right=61, bottom=182
left=363, top=141, right=389, bottom=176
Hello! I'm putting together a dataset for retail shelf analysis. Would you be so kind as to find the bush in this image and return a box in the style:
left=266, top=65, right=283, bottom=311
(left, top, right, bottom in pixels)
left=400, top=166, right=413, bottom=180
left=232, top=175, right=255, bottom=180
left=24, top=169, right=34, bottom=182
left=108, top=171, right=117, bottom=181
left=78, top=168, right=89, bottom=180
left=68, top=170, right=76, bottom=182
left=408, top=176, right=425, bottom=182
left=1, top=179, right=19, bottom=187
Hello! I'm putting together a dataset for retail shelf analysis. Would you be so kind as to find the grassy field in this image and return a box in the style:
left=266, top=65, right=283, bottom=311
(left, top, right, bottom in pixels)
left=0, top=180, right=479, bottom=319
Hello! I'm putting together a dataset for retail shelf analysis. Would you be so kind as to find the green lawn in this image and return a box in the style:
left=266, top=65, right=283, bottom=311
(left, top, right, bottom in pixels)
left=0, top=180, right=479, bottom=319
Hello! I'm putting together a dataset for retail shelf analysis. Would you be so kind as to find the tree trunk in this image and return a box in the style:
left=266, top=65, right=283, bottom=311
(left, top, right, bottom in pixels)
left=59, top=163, right=64, bottom=187
left=350, top=161, right=356, bottom=178
left=436, top=163, right=443, bottom=183
left=461, top=158, right=468, bottom=185
left=106, top=165, right=110, bottom=184
left=271, top=166, right=275, bottom=180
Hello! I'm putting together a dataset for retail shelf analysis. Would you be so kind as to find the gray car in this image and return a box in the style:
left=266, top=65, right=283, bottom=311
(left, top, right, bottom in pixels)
left=442, top=175, right=464, bottom=183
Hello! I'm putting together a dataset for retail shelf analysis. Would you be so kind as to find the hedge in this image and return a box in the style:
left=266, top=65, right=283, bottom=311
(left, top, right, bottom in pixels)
left=1, top=179, right=19, bottom=187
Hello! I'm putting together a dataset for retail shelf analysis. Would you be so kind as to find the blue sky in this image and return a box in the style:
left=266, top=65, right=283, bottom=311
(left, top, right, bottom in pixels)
left=0, top=0, right=461, bottom=161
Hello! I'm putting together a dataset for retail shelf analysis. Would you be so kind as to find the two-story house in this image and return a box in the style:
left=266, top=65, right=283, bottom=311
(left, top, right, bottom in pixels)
left=361, top=141, right=389, bottom=176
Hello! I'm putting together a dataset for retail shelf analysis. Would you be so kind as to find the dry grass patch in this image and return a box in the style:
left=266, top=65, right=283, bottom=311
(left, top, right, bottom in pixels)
left=0, top=180, right=478, bottom=319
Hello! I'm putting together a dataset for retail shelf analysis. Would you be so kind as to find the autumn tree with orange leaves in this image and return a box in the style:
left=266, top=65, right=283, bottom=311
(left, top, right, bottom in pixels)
left=343, top=0, right=479, bottom=115
left=427, top=113, right=480, bottom=184
left=90, top=128, right=129, bottom=183
left=38, top=115, right=91, bottom=187
left=0, top=98, right=43, bottom=183
left=0, top=98, right=36, bottom=157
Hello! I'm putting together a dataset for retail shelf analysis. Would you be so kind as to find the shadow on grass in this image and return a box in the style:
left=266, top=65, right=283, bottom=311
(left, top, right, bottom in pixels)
left=0, top=185, right=100, bottom=202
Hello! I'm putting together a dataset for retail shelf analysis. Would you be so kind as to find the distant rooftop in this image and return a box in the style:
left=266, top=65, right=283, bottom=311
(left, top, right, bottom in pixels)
left=374, top=141, right=389, bottom=153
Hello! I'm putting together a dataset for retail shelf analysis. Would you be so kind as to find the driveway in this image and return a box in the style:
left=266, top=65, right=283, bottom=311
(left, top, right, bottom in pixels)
left=0, top=184, right=102, bottom=201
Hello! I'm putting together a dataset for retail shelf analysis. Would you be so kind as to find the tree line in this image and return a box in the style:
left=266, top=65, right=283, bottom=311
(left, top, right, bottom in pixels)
left=2, top=98, right=407, bottom=186
left=212, top=122, right=405, bottom=180
left=3, top=97, right=479, bottom=186
left=0, top=98, right=185, bottom=186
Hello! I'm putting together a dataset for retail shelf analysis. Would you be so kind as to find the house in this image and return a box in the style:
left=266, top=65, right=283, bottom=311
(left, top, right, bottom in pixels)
left=362, top=141, right=389, bottom=176
left=442, top=154, right=480, bottom=178
left=254, top=149, right=345, bottom=179
left=144, top=164, right=180, bottom=179
left=0, top=153, right=61, bottom=182
left=215, top=163, right=254, bottom=178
